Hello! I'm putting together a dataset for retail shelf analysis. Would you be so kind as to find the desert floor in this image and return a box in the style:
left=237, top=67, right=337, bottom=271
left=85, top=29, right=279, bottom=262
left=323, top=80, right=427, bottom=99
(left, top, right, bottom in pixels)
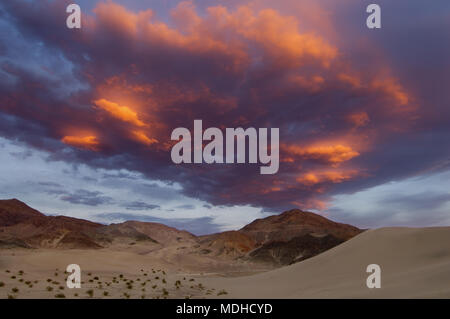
left=1, top=227, right=450, bottom=299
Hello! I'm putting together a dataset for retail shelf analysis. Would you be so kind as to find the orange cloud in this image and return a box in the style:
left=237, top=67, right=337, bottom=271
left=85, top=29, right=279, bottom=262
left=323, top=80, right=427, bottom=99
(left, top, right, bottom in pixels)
left=131, top=130, right=158, bottom=146
left=94, top=98, right=146, bottom=127
left=62, top=135, right=100, bottom=151
left=288, top=74, right=325, bottom=92
left=371, top=77, right=410, bottom=106
left=296, top=169, right=359, bottom=186
left=91, top=2, right=337, bottom=72
left=206, top=6, right=338, bottom=67
left=284, top=144, right=360, bottom=165
left=339, top=72, right=412, bottom=110
left=291, top=198, right=329, bottom=211
left=348, top=111, right=370, bottom=128
left=338, top=73, right=362, bottom=88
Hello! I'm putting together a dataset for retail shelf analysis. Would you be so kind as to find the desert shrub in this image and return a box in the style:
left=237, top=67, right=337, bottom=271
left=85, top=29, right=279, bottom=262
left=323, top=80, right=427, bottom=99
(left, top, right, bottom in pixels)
left=25, top=281, right=31, bottom=285
left=7, top=294, right=15, bottom=299
left=0, top=282, right=4, bottom=287
left=162, top=279, right=166, bottom=284
left=10, top=276, right=16, bottom=279
left=55, top=293, right=65, bottom=298
left=59, top=286, right=64, bottom=290
left=103, top=291, right=109, bottom=297
left=86, top=289, right=94, bottom=297
left=46, top=286, right=53, bottom=291
left=93, top=276, right=99, bottom=280
left=162, top=288, right=168, bottom=296
left=11, top=287, right=19, bottom=293
left=217, top=290, right=228, bottom=296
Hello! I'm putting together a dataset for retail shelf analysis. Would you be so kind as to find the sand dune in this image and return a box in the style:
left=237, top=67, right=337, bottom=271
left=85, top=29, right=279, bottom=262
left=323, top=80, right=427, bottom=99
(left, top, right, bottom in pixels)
left=203, top=227, right=450, bottom=298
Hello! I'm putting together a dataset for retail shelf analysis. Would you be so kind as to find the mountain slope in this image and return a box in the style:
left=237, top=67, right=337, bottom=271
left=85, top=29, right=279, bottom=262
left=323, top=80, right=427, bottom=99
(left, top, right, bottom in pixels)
left=0, top=199, right=102, bottom=248
left=199, top=209, right=362, bottom=264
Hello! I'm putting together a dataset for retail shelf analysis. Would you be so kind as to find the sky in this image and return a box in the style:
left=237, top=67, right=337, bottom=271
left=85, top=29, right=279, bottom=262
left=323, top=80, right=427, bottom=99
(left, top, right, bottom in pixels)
left=0, top=0, right=449, bottom=234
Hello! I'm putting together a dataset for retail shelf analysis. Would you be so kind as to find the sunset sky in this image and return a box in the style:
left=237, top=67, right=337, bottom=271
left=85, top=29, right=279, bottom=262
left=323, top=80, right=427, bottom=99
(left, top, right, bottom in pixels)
left=0, top=0, right=449, bottom=234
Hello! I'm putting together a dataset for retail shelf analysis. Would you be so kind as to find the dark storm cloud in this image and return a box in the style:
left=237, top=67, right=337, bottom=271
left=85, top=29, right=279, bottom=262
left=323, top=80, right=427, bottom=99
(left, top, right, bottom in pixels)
left=0, top=0, right=449, bottom=215
left=60, top=189, right=114, bottom=206
left=95, top=212, right=222, bottom=235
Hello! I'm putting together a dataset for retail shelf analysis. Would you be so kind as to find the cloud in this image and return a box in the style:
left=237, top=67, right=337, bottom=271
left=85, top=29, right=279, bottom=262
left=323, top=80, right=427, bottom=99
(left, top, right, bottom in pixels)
left=9, top=149, right=33, bottom=160
left=0, top=0, right=448, bottom=217
left=62, top=135, right=100, bottom=151
left=93, top=98, right=147, bottom=127
left=60, top=189, right=114, bottom=206
left=122, top=201, right=160, bottom=211
left=175, top=204, right=196, bottom=210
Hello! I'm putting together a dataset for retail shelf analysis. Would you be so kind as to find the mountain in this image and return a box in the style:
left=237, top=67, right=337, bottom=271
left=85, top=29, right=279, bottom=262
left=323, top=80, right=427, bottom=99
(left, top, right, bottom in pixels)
left=0, top=198, right=45, bottom=226
left=198, top=209, right=362, bottom=265
left=198, top=231, right=257, bottom=258
left=0, top=199, right=103, bottom=249
left=0, top=199, right=362, bottom=266
left=96, top=220, right=196, bottom=245
left=240, top=209, right=361, bottom=243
